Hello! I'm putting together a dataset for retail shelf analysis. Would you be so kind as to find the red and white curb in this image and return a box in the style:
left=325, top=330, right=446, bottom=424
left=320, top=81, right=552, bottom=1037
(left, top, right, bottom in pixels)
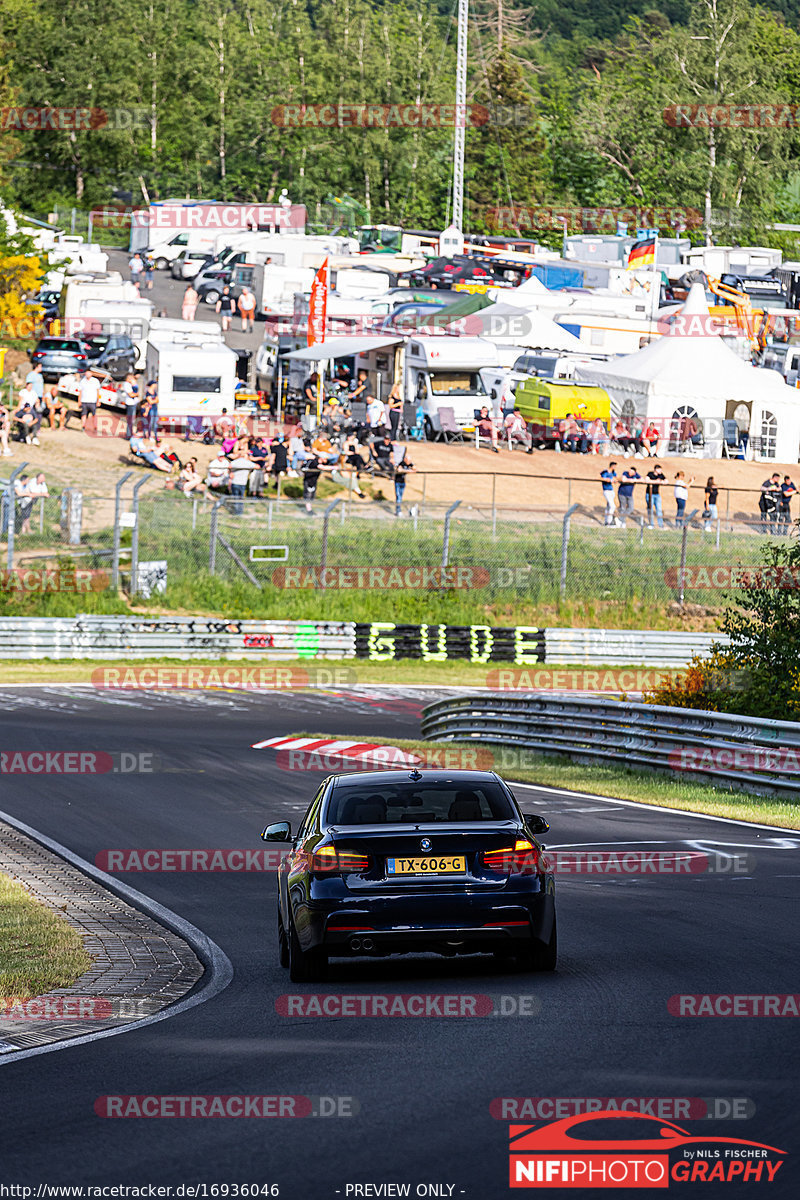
left=250, top=736, right=422, bottom=766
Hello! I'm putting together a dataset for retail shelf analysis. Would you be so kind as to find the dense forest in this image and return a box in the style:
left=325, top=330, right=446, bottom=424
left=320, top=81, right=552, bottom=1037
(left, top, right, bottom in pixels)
left=0, top=0, right=799, bottom=243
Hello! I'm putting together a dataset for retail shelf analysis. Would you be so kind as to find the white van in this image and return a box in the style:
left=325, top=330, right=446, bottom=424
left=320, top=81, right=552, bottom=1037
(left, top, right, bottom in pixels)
left=402, top=336, right=499, bottom=433
left=147, top=229, right=239, bottom=270
left=145, top=333, right=238, bottom=417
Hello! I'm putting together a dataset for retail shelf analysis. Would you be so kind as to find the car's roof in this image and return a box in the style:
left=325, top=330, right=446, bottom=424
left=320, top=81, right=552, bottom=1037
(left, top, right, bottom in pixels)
left=329, top=769, right=501, bottom=787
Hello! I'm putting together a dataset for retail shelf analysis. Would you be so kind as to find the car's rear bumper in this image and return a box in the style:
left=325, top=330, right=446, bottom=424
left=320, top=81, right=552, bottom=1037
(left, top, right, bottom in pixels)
left=302, top=892, right=555, bottom=956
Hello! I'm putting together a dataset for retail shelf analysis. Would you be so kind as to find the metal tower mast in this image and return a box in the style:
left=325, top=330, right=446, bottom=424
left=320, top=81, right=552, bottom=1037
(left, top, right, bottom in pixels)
left=452, top=0, right=468, bottom=233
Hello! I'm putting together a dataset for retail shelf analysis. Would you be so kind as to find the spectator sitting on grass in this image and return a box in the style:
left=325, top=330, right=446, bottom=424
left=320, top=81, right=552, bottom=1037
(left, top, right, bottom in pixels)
left=176, top=458, right=205, bottom=495
left=43, top=386, right=68, bottom=430
left=206, top=451, right=231, bottom=491
left=312, top=429, right=341, bottom=465
left=372, top=432, right=396, bottom=475
left=15, top=397, right=41, bottom=445
left=129, top=433, right=172, bottom=472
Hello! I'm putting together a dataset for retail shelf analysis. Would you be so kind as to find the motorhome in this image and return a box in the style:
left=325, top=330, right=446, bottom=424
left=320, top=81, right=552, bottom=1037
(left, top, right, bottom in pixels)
left=57, top=274, right=139, bottom=330
left=553, top=311, right=663, bottom=355
left=682, top=245, right=783, bottom=276
left=402, top=336, right=500, bottom=432
left=145, top=331, right=238, bottom=417
left=74, top=297, right=154, bottom=368
left=49, top=239, right=109, bottom=273
left=231, top=262, right=317, bottom=318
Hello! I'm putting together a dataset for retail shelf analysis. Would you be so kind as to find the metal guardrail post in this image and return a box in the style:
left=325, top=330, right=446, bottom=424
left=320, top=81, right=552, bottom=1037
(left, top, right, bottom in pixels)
left=320, top=498, right=342, bottom=590
left=4, top=462, right=29, bottom=570
left=128, top=476, right=150, bottom=596
left=560, top=503, right=579, bottom=601
left=112, top=471, right=133, bottom=590
left=209, top=499, right=223, bottom=574
left=442, top=500, right=461, bottom=573
left=678, top=509, right=699, bottom=606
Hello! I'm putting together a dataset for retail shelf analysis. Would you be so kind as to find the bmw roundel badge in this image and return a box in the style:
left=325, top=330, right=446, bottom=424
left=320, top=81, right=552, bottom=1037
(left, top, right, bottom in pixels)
left=420, top=838, right=433, bottom=852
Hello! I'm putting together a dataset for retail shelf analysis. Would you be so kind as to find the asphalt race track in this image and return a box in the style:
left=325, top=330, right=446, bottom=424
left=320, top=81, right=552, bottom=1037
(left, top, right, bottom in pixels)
left=0, top=686, right=797, bottom=1198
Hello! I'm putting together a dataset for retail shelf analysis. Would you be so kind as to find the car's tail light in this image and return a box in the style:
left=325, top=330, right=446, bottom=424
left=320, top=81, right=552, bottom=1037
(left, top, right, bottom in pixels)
left=309, top=846, right=371, bottom=874
left=75, top=353, right=86, bottom=360
left=482, top=839, right=541, bottom=875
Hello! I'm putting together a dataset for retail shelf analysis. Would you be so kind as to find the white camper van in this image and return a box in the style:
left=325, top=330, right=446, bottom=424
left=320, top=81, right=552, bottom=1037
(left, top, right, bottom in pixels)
left=402, top=336, right=500, bottom=433
left=145, top=332, right=238, bottom=417
left=147, top=228, right=242, bottom=270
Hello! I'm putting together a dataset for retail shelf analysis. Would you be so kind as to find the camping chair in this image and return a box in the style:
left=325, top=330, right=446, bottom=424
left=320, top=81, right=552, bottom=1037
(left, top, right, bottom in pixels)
left=348, top=400, right=368, bottom=440
left=403, top=402, right=425, bottom=441
left=435, top=406, right=465, bottom=443
left=721, top=419, right=742, bottom=459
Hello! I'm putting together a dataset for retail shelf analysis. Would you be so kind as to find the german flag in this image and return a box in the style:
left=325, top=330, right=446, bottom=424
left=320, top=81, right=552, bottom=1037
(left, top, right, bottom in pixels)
left=627, top=236, right=656, bottom=269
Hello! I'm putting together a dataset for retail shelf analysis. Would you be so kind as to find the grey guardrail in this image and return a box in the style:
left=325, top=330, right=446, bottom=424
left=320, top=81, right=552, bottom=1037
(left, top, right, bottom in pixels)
left=0, top=617, right=356, bottom=660
left=544, top=628, right=729, bottom=667
left=421, top=693, right=800, bottom=796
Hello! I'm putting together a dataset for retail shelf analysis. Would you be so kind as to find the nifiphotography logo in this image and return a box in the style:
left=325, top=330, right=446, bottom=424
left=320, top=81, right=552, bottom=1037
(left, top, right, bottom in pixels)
left=507, top=1110, right=786, bottom=1187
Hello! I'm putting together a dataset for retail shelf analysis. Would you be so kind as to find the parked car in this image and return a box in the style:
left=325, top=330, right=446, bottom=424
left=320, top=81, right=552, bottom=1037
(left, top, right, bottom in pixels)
left=196, top=272, right=233, bottom=306
left=171, top=249, right=213, bottom=280
left=79, top=333, right=137, bottom=379
left=25, top=289, right=61, bottom=326
left=30, top=337, right=90, bottom=379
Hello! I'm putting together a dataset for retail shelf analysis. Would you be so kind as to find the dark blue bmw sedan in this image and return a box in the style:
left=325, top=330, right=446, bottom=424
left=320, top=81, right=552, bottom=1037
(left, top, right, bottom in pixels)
left=262, top=768, right=556, bottom=982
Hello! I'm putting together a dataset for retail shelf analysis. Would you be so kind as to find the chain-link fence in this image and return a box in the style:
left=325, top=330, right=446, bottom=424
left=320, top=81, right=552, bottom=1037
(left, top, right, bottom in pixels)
left=2, top=469, right=797, bottom=613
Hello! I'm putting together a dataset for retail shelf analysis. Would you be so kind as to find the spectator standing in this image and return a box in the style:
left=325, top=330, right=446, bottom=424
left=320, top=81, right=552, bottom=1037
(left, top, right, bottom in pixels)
left=394, top=450, right=415, bottom=516
left=227, top=453, right=257, bottom=514
left=759, top=472, right=781, bottom=534
left=349, top=369, right=370, bottom=402
left=387, top=381, right=403, bottom=439
left=301, top=451, right=323, bottom=514
left=618, top=466, right=640, bottom=525
left=128, top=252, right=144, bottom=286
left=366, top=395, right=386, bottom=437
left=23, top=472, right=49, bottom=533
left=25, top=362, right=44, bottom=403
left=703, top=476, right=719, bottom=533
left=248, top=437, right=269, bottom=495
left=121, top=372, right=139, bottom=437
left=181, top=284, right=199, bottom=322
left=143, top=379, right=158, bottom=438
left=674, top=471, right=692, bottom=527
left=779, top=476, right=797, bottom=534
left=645, top=464, right=666, bottom=529
left=238, top=287, right=256, bottom=333
left=14, top=474, right=32, bottom=533
left=143, top=253, right=155, bottom=290
left=268, top=434, right=288, bottom=489
left=601, top=462, right=619, bottom=526
left=216, top=285, right=237, bottom=333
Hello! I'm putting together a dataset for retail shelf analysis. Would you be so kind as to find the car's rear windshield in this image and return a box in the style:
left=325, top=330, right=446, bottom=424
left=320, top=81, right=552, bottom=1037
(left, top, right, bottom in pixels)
left=36, top=339, right=82, bottom=351
left=325, top=780, right=515, bottom=825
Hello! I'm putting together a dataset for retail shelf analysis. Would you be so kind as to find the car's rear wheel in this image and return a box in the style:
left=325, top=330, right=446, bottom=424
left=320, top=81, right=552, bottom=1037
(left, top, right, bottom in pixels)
left=278, top=913, right=289, bottom=968
left=204, top=288, right=221, bottom=305
left=288, top=914, right=327, bottom=983
left=155, top=257, right=168, bottom=270
left=518, top=914, right=557, bottom=972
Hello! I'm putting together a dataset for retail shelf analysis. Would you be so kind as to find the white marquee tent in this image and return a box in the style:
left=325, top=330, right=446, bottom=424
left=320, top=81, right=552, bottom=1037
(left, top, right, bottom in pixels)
left=574, top=284, right=800, bottom=463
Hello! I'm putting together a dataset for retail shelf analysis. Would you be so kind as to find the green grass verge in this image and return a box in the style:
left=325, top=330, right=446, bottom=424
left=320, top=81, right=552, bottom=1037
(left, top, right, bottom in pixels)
left=0, top=872, right=94, bottom=1000
left=0, top=657, right=676, bottom=687
left=293, top=734, right=800, bottom=830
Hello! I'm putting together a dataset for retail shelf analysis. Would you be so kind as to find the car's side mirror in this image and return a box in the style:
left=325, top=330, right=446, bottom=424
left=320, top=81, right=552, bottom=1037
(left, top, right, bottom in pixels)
left=524, top=813, right=550, bottom=835
left=261, top=821, right=292, bottom=843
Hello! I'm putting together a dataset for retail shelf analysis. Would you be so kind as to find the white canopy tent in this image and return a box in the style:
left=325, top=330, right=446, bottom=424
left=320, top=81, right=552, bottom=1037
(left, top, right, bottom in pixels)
left=465, top=301, right=582, bottom=351
left=575, top=284, right=800, bottom=463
